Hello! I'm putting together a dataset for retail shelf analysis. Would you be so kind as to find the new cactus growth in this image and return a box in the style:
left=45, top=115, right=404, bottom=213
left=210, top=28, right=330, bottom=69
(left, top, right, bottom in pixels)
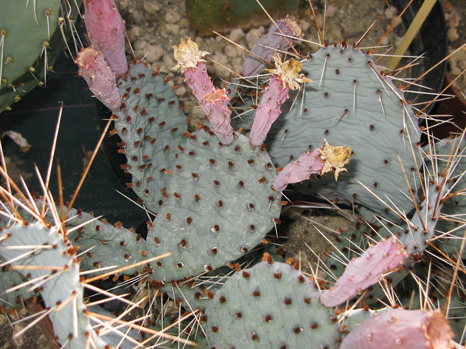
left=273, top=139, right=351, bottom=192
left=83, top=0, right=128, bottom=76
left=76, top=46, right=121, bottom=110
left=340, top=308, right=453, bottom=348
left=249, top=52, right=311, bottom=147
left=242, top=16, right=303, bottom=77
left=173, top=38, right=234, bottom=144
left=320, top=237, right=407, bottom=307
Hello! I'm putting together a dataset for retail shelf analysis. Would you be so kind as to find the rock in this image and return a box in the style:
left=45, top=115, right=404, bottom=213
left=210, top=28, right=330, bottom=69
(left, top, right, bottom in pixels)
left=229, top=28, right=245, bottom=43
left=165, top=23, right=179, bottom=35
left=133, top=40, right=147, bottom=52
left=448, top=28, right=459, bottom=42
left=246, top=27, right=264, bottom=50
left=127, top=26, right=142, bottom=43
left=165, top=9, right=181, bottom=24
left=224, top=45, right=237, bottom=59
left=212, top=52, right=230, bottom=80
left=326, top=5, right=337, bottom=17
left=143, top=2, right=161, bottom=13
left=385, top=6, right=398, bottom=20
left=145, top=45, right=164, bottom=62
left=448, top=11, right=460, bottom=29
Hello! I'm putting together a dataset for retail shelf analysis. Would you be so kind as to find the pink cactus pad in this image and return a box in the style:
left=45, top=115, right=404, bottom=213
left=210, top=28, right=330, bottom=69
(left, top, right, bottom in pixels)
left=272, top=139, right=351, bottom=192
left=249, top=53, right=311, bottom=146
left=320, top=237, right=407, bottom=308
left=76, top=47, right=121, bottom=110
left=249, top=75, right=290, bottom=147
left=272, top=147, right=324, bottom=192
left=340, top=308, right=453, bottom=349
left=84, top=0, right=128, bottom=76
left=202, top=88, right=234, bottom=144
left=183, top=62, right=215, bottom=106
left=173, top=38, right=234, bottom=144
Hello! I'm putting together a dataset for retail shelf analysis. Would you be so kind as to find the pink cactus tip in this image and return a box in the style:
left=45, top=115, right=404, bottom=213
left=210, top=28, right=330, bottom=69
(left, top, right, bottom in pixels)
left=340, top=308, right=453, bottom=349
left=319, top=237, right=407, bottom=308
left=76, top=47, right=121, bottom=110
left=249, top=52, right=311, bottom=146
left=272, top=139, right=351, bottom=192
left=83, top=0, right=128, bottom=76
left=203, top=89, right=235, bottom=144
left=173, top=38, right=234, bottom=144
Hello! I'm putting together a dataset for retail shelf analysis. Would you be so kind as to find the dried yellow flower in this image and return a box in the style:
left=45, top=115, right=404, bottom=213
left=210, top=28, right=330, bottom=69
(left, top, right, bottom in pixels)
left=172, top=37, right=209, bottom=72
left=319, top=139, right=351, bottom=180
left=266, top=51, right=312, bottom=90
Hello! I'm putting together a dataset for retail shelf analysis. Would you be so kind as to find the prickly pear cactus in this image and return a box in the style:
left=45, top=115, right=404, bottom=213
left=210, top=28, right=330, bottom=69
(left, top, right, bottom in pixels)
left=202, top=259, right=341, bottom=348
left=0, top=222, right=108, bottom=348
left=147, top=128, right=282, bottom=281
left=428, top=136, right=466, bottom=258
left=112, top=63, right=189, bottom=212
left=233, top=45, right=422, bottom=220
left=0, top=0, right=81, bottom=113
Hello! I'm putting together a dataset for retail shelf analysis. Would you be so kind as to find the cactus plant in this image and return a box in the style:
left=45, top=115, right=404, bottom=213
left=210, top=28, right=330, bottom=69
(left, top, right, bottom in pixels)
left=0, top=0, right=465, bottom=347
left=231, top=43, right=422, bottom=221
left=0, top=0, right=82, bottom=113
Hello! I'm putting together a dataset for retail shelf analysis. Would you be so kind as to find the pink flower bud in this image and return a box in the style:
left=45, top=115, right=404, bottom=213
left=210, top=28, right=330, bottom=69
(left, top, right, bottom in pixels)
left=76, top=47, right=121, bottom=110
left=320, top=237, right=407, bottom=308
left=272, top=139, right=351, bottom=192
left=173, top=38, right=234, bottom=144
left=340, top=309, right=453, bottom=349
left=272, top=148, right=324, bottom=192
left=249, top=53, right=311, bottom=147
left=84, top=0, right=128, bottom=76
left=249, top=75, right=290, bottom=147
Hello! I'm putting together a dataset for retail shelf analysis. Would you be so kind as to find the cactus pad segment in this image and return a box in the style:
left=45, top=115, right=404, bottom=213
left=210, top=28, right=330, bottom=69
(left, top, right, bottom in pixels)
left=239, top=45, right=422, bottom=219
left=340, top=308, right=452, bottom=348
left=320, top=237, right=407, bottom=307
left=0, top=222, right=108, bottom=348
left=0, top=0, right=81, bottom=112
left=113, top=63, right=188, bottom=212
left=147, top=129, right=282, bottom=281
left=429, top=137, right=466, bottom=258
left=203, top=260, right=340, bottom=348
left=0, top=262, right=37, bottom=308
left=0, top=0, right=61, bottom=85
left=62, top=207, right=152, bottom=276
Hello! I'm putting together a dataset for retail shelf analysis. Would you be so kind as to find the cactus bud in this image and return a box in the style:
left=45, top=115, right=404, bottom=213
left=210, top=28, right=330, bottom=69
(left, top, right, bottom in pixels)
left=76, top=46, right=121, bottom=110
left=83, top=0, right=128, bottom=76
left=320, top=237, right=407, bottom=307
left=340, top=309, right=453, bottom=349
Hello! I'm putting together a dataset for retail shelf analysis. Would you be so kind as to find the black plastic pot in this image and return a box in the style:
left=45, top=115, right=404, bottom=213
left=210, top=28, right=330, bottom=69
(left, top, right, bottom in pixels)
left=393, top=0, right=448, bottom=113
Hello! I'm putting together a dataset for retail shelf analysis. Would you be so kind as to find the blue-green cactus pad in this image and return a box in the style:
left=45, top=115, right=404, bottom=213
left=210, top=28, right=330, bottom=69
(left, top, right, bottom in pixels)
left=236, top=45, right=422, bottom=220
left=147, top=129, right=282, bottom=282
left=203, top=261, right=340, bottom=348
left=114, top=63, right=188, bottom=212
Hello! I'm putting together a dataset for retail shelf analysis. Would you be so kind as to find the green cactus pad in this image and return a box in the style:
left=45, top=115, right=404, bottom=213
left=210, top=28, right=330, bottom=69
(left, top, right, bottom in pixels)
left=0, top=261, right=37, bottom=308
left=147, top=129, right=282, bottom=282
left=271, top=46, right=421, bottom=218
left=203, top=260, right=341, bottom=348
left=61, top=207, right=153, bottom=276
left=429, top=137, right=466, bottom=258
left=0, top=0, right=81, bottom=113
left=0, top=222, right=108, bottom=348
left=113, top=63, right=188, bottom=212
